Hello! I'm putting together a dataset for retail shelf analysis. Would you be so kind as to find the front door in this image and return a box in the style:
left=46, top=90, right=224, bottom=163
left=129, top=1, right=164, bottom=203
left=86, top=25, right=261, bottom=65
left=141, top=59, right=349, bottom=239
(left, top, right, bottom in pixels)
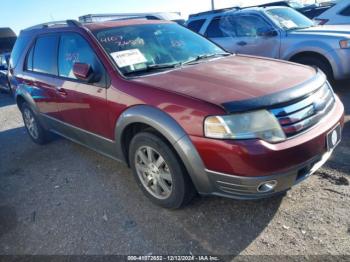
left=229, top=15, right=281, bottom=59
left=56, top=32, right=112, bottom=140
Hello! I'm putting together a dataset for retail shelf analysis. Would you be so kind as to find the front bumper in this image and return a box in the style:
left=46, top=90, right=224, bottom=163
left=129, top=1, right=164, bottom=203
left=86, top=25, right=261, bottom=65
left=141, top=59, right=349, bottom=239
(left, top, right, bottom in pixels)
left=204, top=150, right=333, bottom=200
left=179, top=96, right=344, bottom=200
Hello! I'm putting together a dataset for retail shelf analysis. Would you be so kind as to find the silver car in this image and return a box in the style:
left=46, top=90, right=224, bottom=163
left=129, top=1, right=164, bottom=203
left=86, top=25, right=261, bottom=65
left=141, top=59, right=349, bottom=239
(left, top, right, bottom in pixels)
left=186, top=6, right=350, bottom=81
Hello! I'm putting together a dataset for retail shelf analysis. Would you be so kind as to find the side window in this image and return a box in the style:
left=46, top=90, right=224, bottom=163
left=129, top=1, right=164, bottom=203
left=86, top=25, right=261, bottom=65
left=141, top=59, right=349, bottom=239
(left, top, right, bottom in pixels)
left=58, top=33, right=105, bottom=85
left=33, top=35, right=59, bottom=75
left=232, top=16, right=272, bottom=37
left=187, top=19, right=206, bottom=33
left=25, top=45, right=34, bottom=71
left=9, top=34, right=31, bottom=69
left=205, top=18, right=228, bottom=38
left=339, top=5, right=350, bottom=16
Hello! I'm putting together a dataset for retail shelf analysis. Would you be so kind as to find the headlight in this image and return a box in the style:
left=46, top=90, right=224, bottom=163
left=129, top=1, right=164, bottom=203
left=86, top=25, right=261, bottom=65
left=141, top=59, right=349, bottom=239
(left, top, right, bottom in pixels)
left=340, top=40, right=350, bottom=49
left=204, top=110, right=286, bottom=143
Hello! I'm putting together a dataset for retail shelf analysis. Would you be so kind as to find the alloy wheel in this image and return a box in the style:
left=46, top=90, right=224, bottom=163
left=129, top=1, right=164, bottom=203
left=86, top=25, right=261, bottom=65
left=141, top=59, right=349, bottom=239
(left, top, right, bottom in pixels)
left=23, top=108, right=39, bottom=140
left=135, top=146, right=173, bottom=200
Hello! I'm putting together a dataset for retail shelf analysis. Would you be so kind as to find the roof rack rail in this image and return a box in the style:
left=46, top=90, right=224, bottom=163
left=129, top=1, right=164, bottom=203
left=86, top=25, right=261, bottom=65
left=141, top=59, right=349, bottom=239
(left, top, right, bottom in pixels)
left=189, top=6, right=240, bottom=18
left=23, top=19, right=82, bottom=31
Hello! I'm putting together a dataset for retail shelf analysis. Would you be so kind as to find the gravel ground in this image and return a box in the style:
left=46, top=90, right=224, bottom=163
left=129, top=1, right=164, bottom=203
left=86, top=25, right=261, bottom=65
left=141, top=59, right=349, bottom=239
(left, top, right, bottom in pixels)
left=0, top=82, right=349, bottom=258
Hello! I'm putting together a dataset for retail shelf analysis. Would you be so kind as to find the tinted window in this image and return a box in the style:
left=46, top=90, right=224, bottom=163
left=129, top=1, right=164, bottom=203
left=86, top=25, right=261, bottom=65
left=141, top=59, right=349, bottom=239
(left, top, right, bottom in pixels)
left=187, top=19, right=206, bottom=33
left=340, top=5, right=350, bottom=16
left=9, top=34, right=31, bottom=68
left=25, top=45, right=34, bottom=71
left=33, top=35, right=59, bottom=75
left=58, top=33, right=105, bottom=84
left=205, top=18, right=228, bottom=38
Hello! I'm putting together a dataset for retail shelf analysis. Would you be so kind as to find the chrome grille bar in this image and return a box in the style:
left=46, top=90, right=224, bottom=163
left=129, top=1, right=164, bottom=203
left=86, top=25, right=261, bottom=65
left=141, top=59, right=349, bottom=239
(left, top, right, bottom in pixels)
left=270, top=83, right=335, bottom=138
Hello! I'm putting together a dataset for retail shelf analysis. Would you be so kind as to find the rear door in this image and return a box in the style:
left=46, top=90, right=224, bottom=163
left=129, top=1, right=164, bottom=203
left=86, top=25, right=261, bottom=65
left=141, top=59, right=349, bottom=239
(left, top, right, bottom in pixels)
left=23, top=34, right=62, bottom=120
left=204, top=18, right=236, bottom=52
left=56, top=32, right=111, bottom=139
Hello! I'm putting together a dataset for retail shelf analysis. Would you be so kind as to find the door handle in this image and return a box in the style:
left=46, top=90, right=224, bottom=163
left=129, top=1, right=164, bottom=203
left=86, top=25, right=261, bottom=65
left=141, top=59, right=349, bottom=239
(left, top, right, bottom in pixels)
left=237, top=41, right=247, bottom=46
left=56, top=87, right=68, bottom=96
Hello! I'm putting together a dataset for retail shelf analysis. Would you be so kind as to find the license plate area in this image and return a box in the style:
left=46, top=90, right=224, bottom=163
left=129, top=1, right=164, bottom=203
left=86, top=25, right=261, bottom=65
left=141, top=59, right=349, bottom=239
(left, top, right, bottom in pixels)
left=326, top=124, right=342, bottom=151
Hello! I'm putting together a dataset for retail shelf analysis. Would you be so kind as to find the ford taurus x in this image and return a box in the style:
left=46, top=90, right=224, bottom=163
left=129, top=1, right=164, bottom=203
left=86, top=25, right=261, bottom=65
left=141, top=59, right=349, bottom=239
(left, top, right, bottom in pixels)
left=8, top=19, right=344, bottom=208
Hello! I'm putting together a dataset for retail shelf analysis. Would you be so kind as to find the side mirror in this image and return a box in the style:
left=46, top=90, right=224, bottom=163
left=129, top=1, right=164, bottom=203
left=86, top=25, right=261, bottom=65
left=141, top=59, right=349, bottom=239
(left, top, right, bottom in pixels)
left=257, top=28, right=278, bottom=37
left=73, top=62, right=101, bottom=83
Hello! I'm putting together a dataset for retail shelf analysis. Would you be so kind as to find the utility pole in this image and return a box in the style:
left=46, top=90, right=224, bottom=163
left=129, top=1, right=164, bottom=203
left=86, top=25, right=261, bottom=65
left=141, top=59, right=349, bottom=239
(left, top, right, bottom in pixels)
left=211, top=0, right=215, bottom=10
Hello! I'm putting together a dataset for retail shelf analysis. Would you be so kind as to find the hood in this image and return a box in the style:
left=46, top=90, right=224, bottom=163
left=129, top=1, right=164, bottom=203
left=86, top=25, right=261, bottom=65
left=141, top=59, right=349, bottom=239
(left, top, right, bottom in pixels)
left=132, top=55, right=320, bottom=111
left=290, top=25, right=350, bottom=38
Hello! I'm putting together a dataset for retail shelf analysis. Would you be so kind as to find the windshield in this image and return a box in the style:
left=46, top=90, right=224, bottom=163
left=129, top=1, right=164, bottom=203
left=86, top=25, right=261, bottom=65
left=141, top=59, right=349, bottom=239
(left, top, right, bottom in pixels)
left=93, top=23, right=226, bottom=76
left=266, top=7, right=314, bottom=30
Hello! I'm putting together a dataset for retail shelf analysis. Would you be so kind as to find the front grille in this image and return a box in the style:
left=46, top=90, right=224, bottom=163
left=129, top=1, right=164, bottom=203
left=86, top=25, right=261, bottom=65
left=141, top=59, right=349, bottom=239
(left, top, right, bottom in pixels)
left=270, top=83, right=335, bottom=138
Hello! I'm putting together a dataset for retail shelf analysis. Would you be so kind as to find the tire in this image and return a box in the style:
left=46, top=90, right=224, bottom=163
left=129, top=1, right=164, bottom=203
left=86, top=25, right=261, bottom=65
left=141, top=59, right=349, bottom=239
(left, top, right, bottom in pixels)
left=21, top=102, right=52, bottom=145
left=129, top=132, right=195, bottom=209
left=293, top=56, right=334, bottom=83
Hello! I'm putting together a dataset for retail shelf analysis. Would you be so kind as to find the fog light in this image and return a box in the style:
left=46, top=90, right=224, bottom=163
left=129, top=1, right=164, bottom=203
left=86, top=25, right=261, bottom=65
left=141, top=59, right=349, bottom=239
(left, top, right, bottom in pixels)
left=257, top=180, right=277, bottom=193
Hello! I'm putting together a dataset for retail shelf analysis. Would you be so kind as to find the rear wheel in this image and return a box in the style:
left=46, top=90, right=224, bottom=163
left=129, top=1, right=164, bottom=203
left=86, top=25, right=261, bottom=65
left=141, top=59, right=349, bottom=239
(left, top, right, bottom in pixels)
left=129, top=132, right=195, bottom=209
left=21, top=102, right=52, bottom=145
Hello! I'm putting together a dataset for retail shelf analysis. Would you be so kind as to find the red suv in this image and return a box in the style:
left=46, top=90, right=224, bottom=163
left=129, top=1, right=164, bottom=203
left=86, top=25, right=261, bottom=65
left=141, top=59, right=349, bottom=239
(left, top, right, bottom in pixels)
left=9, top=19, right=344, bottom=208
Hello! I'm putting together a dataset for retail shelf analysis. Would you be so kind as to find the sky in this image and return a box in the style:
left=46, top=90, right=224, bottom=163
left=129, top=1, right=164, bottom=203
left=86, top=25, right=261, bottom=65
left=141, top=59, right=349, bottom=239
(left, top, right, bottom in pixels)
left=1, top=0, right=317, bottom=34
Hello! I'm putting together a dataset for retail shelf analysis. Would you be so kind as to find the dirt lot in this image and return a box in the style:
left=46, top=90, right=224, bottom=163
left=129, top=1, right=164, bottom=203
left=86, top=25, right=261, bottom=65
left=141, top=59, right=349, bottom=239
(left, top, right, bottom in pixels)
left=0, top=82, right=349, bottom=258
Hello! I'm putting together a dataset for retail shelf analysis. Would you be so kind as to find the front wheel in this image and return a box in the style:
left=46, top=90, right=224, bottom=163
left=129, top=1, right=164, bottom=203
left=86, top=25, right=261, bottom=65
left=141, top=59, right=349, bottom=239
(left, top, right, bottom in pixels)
left=129, top=132, right=195, bottom=209
left=293, top=56, right=334, bottom=83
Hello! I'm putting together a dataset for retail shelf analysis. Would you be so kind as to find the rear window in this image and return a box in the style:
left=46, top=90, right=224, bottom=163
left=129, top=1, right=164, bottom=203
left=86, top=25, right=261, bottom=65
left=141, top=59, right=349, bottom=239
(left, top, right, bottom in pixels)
left=339, top=5, right=350, bottom=16
left=9, top=34, right=31, bottom=68
left=32, top=35, right=59, bottom=75
left=187, top=19, right=206, bottom=33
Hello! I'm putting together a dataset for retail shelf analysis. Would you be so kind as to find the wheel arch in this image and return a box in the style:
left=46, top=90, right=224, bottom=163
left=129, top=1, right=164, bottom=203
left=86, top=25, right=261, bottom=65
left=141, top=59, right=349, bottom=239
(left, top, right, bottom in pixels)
left=115, top=105, right=187, bottom=161
left=15, top=87, right=38, bottom=113
left=288, top=51, right=334, bottom=77
left=114, top=105, right=211, bottom=193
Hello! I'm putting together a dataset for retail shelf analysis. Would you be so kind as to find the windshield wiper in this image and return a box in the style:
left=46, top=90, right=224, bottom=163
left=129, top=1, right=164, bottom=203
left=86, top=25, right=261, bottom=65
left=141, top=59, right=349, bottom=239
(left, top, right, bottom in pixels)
left=182, top=53, right=231, bottom=66
left=124, top=53, right=231, bottom=76
left=124, top=63, right=181, bottom=76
